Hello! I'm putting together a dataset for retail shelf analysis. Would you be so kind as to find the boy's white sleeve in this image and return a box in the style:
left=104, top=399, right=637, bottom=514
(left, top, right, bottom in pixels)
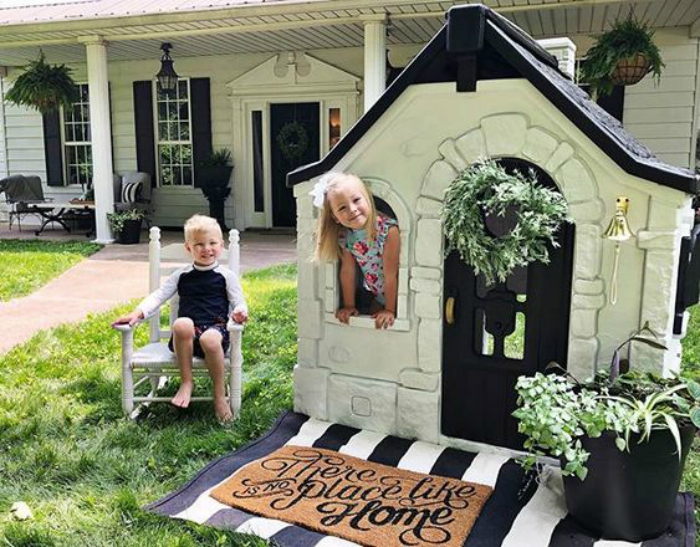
left=224, top=269, right=248, bottom=315
left=137, top=268, right=182, bottom=319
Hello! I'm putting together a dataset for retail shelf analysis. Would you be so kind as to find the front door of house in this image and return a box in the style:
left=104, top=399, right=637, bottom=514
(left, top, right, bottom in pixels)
left=270, top=102, right=320, bottom=227
left=441, top=158, right=575, bottom=450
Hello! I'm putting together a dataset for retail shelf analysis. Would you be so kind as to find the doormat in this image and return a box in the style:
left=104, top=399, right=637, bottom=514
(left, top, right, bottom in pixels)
left=210, top=445, right=492, bottom=547
left=146, top=412, right=696, bottom=547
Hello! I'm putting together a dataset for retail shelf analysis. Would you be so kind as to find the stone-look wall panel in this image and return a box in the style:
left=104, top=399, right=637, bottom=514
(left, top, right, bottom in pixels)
left=574, top=224, right=603, bottom=279
left=298, top=338, right=318, bottom=367
left=328, top=375, right=398, bottom=433
left=399, top=369, right=440, bottom=391
left=557, top=159, right=598, bottom=203
left=410, top=277, right=441, bottom=294
left=438, top=139, right=469, bottom=172
left=522, top=126, right=559, bottom=164
left=481, top=113, right=528, bottom=156
left=571, top=308, right=598, bottom=338
left=298, top=299, right=323, bottom=339
left=568, top=337, right=599, bottom=381
left=545, top=142, right=574, bottom=173
left=416, top=197, right=442, bottom=218
left=414, top=292, right=442, bottom=319
left=294, top=365, right=330, bottom=420
left=397, top=388, right=440, bottom=443
left=568, top=200, right=604, bottom=223
left=412, top=266, right=442, bottom=280
left=415, top=219, right=443, bottom=267
left=418, top=319, right=441, bottom=372
left=422, top=161, right=457, bottom=200
left=574, top=278, right=605, bottom=295
left=297, top=261, right=317, bottom=298
left=455, top=129, right=486, bottom=164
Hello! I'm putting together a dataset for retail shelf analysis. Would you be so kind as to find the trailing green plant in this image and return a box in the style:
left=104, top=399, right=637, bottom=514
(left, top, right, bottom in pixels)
left=514, top=323, right=700, bottom=480
left=442, top=159, right=570, bottom=285
left=107, top=209, right=146, bottom=236
left=199, top=148, right=233, bottom=167
left=580, top=15, right=664, bottom=99
left=5, top=50, right=80, bottom=114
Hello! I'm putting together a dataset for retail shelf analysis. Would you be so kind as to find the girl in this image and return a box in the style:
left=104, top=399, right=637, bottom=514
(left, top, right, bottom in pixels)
left=311, top=172, right=400, bottom=329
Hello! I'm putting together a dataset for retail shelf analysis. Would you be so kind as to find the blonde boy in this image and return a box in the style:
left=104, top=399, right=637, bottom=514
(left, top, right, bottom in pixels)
left=114, top=215, right=247, bottom=421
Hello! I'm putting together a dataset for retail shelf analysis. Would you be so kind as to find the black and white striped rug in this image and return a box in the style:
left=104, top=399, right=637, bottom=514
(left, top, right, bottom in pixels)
left=146, top=412, right=696, bottom=547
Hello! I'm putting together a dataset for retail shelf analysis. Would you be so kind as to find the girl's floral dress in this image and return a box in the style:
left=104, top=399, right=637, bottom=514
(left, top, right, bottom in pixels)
left=339, top=214, right=398, bottom=305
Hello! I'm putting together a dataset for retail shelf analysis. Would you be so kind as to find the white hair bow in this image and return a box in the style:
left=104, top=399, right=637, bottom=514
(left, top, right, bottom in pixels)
left=309, top=173, right=339, bottom=209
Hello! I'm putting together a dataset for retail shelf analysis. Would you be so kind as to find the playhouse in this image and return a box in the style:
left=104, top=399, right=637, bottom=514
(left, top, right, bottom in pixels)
left=287, top=5, right=700, bottom=452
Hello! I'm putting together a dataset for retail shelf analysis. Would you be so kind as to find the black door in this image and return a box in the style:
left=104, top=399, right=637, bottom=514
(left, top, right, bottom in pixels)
left=441, top=159, right=575, bottom=450
left=270, top=103, right=320, bottom=227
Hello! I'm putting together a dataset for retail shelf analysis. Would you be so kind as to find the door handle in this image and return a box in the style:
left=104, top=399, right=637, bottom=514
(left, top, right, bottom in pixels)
left=445, top=296, right=456, bottom=325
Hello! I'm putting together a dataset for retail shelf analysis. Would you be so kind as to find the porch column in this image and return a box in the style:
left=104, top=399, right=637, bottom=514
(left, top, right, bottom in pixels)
left=362, top=14, right=387, bottom=113
left=81, top=36, right=114, bottom=243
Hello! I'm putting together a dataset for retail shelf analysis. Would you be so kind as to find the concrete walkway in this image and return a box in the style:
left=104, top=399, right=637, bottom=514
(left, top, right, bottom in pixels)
left=0, top=227, right=296, bottom=355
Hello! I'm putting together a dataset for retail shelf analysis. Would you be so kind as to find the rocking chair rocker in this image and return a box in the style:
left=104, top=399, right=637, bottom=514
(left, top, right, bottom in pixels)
left=113, top=226, right=244, bottom=418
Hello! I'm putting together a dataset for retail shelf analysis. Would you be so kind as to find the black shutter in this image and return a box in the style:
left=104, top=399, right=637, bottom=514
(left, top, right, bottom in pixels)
left=43, top=110, right=63, bottom=186
left=133, top=81, right=155, bottom=186
left=190, top=77, right=212, bottom=188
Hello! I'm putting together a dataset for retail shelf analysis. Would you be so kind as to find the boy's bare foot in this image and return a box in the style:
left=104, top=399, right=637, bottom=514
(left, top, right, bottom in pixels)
left=171, top=382, right=193, bottom=408
left=214, top=397, right=233, bottom=422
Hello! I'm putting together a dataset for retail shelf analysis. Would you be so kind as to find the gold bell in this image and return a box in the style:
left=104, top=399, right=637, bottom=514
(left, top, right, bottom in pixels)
left=603, top=196, right=634, bottom=242
left=602, top=196, right=635, bottom=306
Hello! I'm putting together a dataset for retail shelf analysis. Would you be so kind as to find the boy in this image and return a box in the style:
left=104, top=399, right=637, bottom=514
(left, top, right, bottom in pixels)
left=114, top=214, right=247, bottom=421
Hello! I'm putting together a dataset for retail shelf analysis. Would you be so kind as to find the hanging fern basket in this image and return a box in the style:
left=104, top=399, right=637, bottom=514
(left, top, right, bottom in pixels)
left=5, top=51, right=80, bottom=114
left=609, top=53, right=652, bottom=86
left=442, top=159, right=571, bottom=286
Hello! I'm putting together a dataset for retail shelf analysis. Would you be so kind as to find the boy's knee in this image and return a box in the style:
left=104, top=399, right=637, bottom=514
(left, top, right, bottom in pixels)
left=199, top=330, right=223, bottom=353
left=172, top=317, right=195, bottom=336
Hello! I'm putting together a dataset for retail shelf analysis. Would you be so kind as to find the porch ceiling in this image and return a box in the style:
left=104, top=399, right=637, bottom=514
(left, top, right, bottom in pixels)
left=0, top=0, right=697, bottom=65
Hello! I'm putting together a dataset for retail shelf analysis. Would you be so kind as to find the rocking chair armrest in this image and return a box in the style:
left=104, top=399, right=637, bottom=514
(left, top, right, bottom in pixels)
left=226, top=320, right=245, bottom=333
left=112, top=320, right=145, bottom=333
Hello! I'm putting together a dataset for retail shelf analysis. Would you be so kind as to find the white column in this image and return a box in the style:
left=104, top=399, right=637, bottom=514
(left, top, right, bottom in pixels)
left=362, top=14, right=387, bottom=113
left=537, top=38, right=577, bottom=80
left=82, top=36, right=114, bottom=243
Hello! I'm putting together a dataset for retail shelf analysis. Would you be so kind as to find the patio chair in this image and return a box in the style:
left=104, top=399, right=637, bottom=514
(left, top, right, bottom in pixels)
left=113, top=226, right=244, bottom=419
left=0, top=174, right=52, bottom=231
left=113, top=172, right=153, bottom=227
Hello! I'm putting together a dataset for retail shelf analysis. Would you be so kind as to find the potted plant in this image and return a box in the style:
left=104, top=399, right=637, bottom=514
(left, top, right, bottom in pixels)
left=513, top=324, right=699, bottom=541
left=5, top=50, right=80, bottom=114
left=580, top=15, right=664, bottom=99
left=107, top=209, right=146, bottom=245
left=197, top=148, right=233, bottom=231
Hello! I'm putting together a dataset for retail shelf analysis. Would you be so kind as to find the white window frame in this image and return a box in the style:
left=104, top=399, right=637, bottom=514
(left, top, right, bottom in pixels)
left=153, top=78, right=194, bottom=188
left=61, top=82, right=92, bottom=188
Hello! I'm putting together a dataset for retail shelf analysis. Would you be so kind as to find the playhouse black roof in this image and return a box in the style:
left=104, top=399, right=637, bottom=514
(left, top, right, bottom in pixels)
left=288, top=4, right=698, bottom=194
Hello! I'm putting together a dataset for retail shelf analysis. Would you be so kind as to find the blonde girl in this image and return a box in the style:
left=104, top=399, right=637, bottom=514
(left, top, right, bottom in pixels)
left=311, top=172, right=400, bottom=329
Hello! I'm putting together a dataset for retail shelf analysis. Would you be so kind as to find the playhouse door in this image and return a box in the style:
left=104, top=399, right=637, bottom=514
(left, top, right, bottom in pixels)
left=270, top=103, right=320, bottom=227
left=441, top=166, right=575, bottom=450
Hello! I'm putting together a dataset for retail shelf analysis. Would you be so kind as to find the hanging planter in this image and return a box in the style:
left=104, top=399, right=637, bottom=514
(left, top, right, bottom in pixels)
left=5, top=51, right=80, bottom=114
left=442, top=159, right=570, bottom=286
left=580, top=16, right=663, bottom=99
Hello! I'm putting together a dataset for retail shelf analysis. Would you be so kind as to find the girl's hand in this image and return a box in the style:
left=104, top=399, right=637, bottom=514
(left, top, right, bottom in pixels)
left=335, top=307, right=358, bottom=324
left=112, top=310, right=144, bottom=327
left=231, top=308, right=248, bottom=324
left=371, top=309, right=395, bottom=329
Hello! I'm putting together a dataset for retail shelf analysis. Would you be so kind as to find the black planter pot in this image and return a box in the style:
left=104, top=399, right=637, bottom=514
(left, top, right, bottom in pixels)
left=116, top=218, right=143, bottom=245
left=198, top=165, right=233, bottom=189
left=563, top=426, right=695, bottom=541
left=202, top=186, right=231, bottom=232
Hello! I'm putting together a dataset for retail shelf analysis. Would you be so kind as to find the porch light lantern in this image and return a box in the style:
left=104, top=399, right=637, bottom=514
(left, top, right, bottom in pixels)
left=602, top=196, right=635, bottom=305
left=156, top=43, right=179, bottom=95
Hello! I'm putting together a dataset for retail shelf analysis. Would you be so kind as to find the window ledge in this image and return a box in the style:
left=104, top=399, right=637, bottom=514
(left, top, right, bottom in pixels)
left=324, top=313, right=410, bottom=332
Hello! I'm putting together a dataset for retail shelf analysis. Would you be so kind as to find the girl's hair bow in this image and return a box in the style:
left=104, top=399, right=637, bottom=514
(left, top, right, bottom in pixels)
left=309, top=172, right=340, bottom=209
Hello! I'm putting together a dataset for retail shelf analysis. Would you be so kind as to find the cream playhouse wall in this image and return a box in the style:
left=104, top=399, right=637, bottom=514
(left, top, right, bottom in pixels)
left=293, top=78, right=694, bottom=448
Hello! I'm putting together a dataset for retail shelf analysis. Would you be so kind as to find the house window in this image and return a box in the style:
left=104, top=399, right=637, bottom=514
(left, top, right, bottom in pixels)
left=155, top=79, right=193, bottom=186
left=63, top=83, right=92, bottom=188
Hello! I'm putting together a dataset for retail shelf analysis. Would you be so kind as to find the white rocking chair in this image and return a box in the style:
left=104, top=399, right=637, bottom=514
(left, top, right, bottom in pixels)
left=113, top=226, right=244, bottom=419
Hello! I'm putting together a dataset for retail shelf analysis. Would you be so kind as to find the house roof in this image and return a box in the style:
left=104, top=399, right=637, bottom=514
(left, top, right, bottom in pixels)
left=288, top=4, right=699, bottom=195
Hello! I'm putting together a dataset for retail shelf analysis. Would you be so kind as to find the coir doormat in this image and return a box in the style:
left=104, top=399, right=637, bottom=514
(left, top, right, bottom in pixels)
left=210, top=445, right=492, bottom=547
left=146, top=412, right=696, bottom=547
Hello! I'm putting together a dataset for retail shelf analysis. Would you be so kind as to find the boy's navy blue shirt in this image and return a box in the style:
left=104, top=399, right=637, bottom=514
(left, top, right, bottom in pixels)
left=137, top=261, right=247, bottom=325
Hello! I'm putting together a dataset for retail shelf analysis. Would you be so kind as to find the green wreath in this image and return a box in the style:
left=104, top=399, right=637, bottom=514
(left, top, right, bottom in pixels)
left=276, top=121, right=309, bottom=162
left=443, top=159, right=570, bottom=286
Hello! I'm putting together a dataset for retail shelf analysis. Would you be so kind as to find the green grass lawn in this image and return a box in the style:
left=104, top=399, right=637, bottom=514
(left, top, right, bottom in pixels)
left=0, top=240, right=101, bottom=301
left=0, top=260, right=697, bottom=545
left=0, top=264, right=296, bottom=546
